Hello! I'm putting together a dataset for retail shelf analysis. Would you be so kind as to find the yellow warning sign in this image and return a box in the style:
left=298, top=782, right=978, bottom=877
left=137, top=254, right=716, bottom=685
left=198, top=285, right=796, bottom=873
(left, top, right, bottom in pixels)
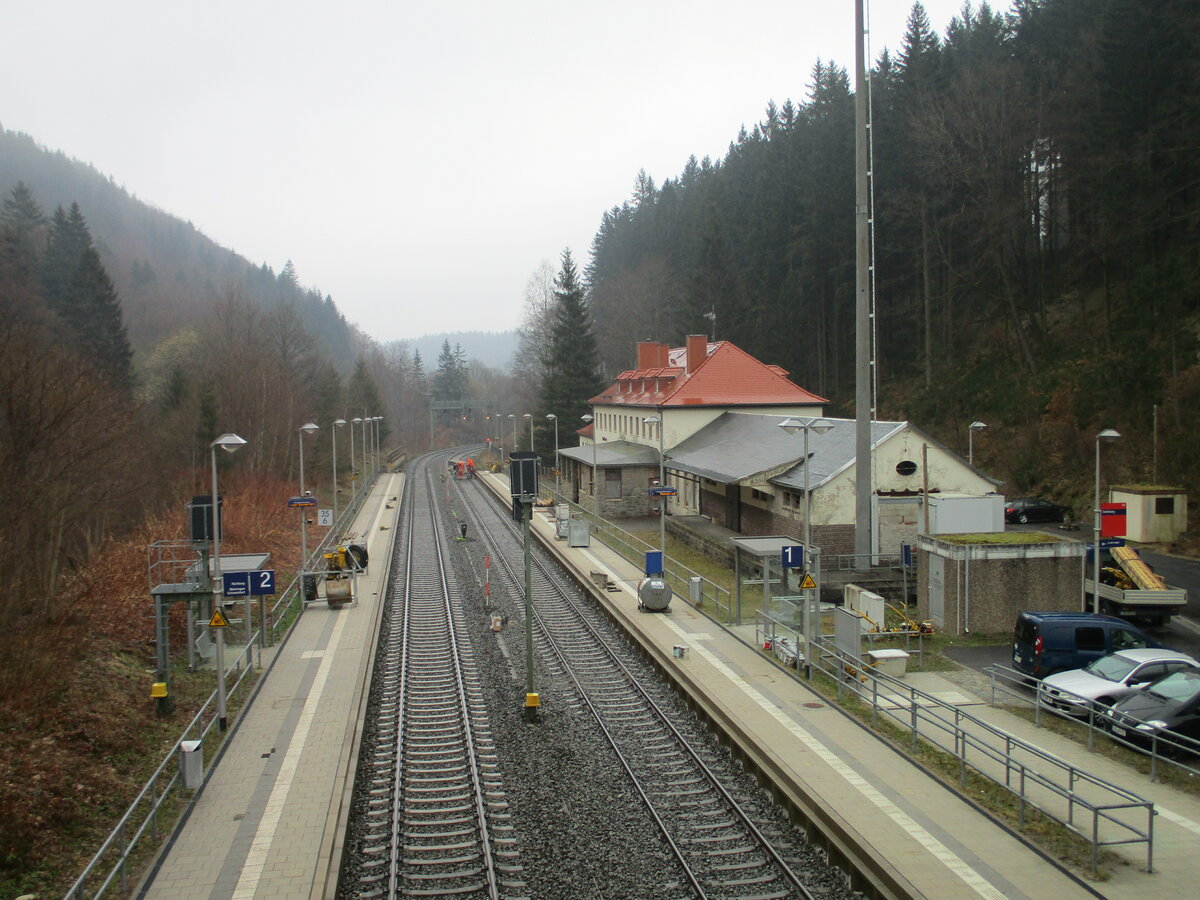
left=209, top=608, right=230, bottom=628
left=799, top=573, right=817, bottom=590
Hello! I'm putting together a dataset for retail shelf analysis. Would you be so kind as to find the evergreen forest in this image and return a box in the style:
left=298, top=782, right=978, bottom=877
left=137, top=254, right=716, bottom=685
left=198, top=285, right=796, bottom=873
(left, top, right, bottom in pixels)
left=583, top=0, right=1200, bottom=507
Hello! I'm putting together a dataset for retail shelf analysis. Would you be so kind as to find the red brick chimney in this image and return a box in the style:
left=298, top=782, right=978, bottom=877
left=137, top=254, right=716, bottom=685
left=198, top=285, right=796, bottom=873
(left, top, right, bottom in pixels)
left=636, top=341, right=670, bottom=369
left=686, top=334, right=708, bottom=373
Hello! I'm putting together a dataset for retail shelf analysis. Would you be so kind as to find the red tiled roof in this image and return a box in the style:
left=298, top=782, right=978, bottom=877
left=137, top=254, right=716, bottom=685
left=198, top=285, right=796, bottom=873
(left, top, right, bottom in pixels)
left=589, top=340, right=828, bottom=408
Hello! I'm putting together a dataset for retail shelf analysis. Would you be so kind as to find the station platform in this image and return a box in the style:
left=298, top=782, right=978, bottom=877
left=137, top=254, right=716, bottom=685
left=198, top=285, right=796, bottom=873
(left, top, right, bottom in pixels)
left=478, top=472, right=1200, bottom=900
left=138, top=465, right=1200, bottom=900
left=138, top=473, right=404, bottom=900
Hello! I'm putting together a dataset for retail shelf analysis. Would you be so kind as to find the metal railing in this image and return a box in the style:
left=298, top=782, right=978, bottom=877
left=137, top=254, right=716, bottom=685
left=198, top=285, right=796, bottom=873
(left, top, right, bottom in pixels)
left=753, top=610, right=1155, bottom=877
left=64, top=639, right=260, bottom=899
left=65, top=474, right=382, bottom=899
left=984, top=663, right=1200, bottom=783
left=542, top=487, right=733, bottom=619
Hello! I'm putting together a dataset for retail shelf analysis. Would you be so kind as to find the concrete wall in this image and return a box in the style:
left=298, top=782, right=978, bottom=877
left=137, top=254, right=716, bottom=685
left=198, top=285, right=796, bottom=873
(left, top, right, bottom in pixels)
left=916, top=542, right=1084, bottom=636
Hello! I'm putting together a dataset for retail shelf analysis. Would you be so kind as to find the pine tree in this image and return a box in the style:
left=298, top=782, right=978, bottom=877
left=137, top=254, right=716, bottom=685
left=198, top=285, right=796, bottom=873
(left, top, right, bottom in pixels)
left=1, top=182, right=45, bottom=273
left=538, top=248, right=603, bottom=463
left=63, top=245, right=134, bottom=389
left=41, top=203, right=92, bottom=313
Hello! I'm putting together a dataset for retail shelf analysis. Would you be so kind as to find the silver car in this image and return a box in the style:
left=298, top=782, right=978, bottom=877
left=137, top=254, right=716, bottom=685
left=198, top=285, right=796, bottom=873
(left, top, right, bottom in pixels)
left=1038, top=648, right=1200, bottom=716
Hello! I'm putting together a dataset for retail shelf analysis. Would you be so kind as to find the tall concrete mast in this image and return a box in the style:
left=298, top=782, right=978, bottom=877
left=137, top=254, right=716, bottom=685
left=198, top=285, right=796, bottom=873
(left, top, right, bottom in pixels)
left=854, top=0, right=872, bottom=559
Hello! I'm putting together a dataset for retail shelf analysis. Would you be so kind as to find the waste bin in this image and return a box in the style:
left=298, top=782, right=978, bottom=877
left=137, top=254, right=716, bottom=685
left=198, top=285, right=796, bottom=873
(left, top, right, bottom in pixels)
left=180, top=740, right=203, bottom=789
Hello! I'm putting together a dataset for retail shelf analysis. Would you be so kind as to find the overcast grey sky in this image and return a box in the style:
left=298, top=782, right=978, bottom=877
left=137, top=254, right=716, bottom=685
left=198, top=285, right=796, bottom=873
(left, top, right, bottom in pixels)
left=3, top=1, right=969, bottom=343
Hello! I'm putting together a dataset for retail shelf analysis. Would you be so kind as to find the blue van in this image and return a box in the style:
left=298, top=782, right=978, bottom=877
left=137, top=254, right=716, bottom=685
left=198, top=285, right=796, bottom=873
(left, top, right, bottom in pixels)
left=1012, top=611, right=1156, bottom=679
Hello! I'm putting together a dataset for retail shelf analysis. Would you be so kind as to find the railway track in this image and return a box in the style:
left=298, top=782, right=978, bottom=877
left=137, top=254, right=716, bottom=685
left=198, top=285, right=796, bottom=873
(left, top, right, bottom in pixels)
left=455, top=477, right=823, bottom=900
left=341, top=456, right=522, bottom=899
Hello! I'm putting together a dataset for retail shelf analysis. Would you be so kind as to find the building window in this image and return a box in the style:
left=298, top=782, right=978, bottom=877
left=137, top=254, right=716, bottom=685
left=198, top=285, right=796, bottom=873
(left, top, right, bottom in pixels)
left=1156, top=497, right=1175, bottom=515
left=751, top=488, right=769, bottom=502
left=605, top=468, right=622, bottom=499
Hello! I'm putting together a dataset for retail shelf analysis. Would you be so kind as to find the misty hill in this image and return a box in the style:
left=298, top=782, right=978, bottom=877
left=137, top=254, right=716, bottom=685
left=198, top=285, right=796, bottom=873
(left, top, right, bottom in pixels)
left=405, top=331, right=518, bottom=371
left=0, top=126, right=358, bottom=370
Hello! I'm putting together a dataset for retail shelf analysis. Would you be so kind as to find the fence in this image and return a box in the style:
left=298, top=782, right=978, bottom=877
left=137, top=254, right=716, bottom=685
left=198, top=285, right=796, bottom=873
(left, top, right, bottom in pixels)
left=984, top=662, right=1200, bottom=783
left=543, top=486, right=733, bottom=619
left=752, top=611, right=1155, bottom=877
left=65, top=475, right=377, bottom=899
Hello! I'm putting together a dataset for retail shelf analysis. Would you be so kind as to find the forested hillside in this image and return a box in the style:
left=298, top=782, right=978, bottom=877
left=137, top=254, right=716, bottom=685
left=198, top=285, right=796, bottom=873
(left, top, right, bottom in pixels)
left=584, top=0, right=1200, bottom=509
left=0, top=127, right=357, bottom=365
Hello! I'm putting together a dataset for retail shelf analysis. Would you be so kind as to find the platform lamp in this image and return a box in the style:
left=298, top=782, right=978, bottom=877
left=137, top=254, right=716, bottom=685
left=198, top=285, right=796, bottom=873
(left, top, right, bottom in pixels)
left=581, top=414, right=597, bottom=518
left=350, top=417, right=362, bottom=507
left=1093, top=428, right=1121, bottom=614
left=332, top=419, right=346, bottom=524
left=210, top=432, right=246, bottom=731
left=546, top=413, right=559, bottom=495
left=642, top=414, right=667, bottom=564
left=522, top=412, right=534, bottom=455
left=968, top=421, right=987, bottom=467
left=779, top=417, right=834, bottom=676
left=298, top=422, right=319, bottom=587
left=508, top=414, right=517, bottom=455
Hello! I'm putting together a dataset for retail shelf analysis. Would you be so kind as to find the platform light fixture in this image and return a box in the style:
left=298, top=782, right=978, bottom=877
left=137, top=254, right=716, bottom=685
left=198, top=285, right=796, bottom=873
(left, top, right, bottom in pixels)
left=210, top=432, right=246, bottom=731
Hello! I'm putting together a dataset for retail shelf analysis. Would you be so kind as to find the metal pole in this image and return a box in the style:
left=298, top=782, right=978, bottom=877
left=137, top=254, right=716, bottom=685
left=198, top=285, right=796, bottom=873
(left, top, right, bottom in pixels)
left=349, top=418, right=358, bottom=509
left=332, top=419, right=344, bottom=524
left=300, top=433, right=308, bottom=579
left=968, top=428, right=974, bottom=468
left=804, top=425, right=813, bottom=674
left=658, top=416, right=666, bottom=560
left=853, top=0, right=873, bottom=559
left=523, top=498, right=536, bottom=721
left=1093, top=429, right=1120, bottom=613
left=1094, top=436, right=1101, bottom=615
left=525, top=413, right=534, bottom=454
left=211, top=444, right=227, bottom=731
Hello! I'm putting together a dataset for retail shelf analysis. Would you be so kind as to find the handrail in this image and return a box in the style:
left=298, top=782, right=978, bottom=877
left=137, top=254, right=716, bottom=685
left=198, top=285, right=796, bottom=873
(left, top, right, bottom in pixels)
left=65, top=473, right=381, bottom=899
left=540, top=485, right=733, bottom=619
left=753, top=609, right=1155, bottom=878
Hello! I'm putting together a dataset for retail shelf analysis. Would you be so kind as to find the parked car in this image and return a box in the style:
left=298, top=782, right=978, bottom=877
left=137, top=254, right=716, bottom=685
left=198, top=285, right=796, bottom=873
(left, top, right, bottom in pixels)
left=1038, top=648, right=1199, bottom=715
left=1012, top=611, right=1157, bottom=679
left=1102, top=669, right=1200, bottom=751
left=1005, top=497, right=1071, bottom=524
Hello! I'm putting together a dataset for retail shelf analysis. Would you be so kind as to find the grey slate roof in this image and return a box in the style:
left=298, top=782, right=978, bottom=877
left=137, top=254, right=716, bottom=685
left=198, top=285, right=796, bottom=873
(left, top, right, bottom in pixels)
left=665, top=412, right=903, bottom=488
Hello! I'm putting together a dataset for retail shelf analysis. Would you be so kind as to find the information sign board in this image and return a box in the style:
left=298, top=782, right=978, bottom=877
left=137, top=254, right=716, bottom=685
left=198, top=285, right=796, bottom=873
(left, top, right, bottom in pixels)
left=288, top=496, right=317, bottom=508
left=781, top=544, right=804, bottom=569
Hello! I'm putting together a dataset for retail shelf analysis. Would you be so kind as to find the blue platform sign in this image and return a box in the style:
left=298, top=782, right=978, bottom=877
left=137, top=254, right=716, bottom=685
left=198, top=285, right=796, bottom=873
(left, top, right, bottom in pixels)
left=222, top=570, right=276, bottom=597
left=250, top=569, right=276, bottom=596
left=902, top=543, right=913, bottom=567
left=222, top=571, right=250, bottom=597
left=645, top=550, right=664, bottom=576
left=781, top=544, right=804, bottom=569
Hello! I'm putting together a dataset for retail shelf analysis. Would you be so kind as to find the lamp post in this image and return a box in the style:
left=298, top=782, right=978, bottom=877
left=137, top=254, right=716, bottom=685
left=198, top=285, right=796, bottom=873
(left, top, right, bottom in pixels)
left=546, top=414, right=559, bottom=495
left=210, top=432, right=246, bottom=731
left=779, top=417, right=834, bottom=675
left=1093, top=428, right=1121, bottom=614
left=582, top=414, right=597, bottom=518
left=375, top=417, right=384, bottom=472
left=968, top=421, right=987, bottom=467
left=523, top=412, right=534, bottom=454
left=298, top=422, right=319, bottom=584
left=332, top=419, right=346, bottom=524
left=508, top=414, right=517, bottom=454
left=358, top=416, right=369, bottom=489
left=350, top=417, right=362, bottom=507
left=642, top=414, right=667, bottom=565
